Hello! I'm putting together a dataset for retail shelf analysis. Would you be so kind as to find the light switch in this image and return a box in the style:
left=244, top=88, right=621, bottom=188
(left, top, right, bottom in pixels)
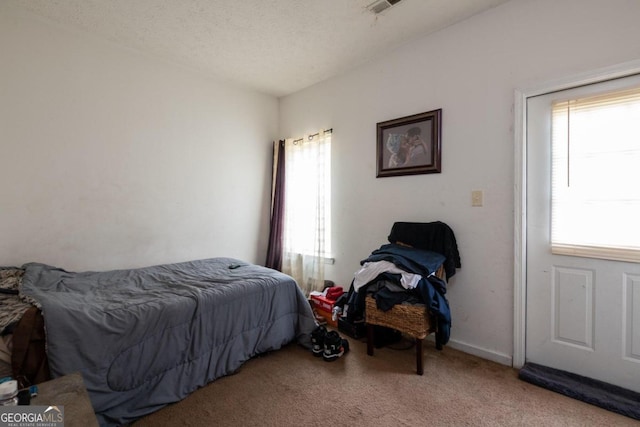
left=471, top=190, right=483, bottom=207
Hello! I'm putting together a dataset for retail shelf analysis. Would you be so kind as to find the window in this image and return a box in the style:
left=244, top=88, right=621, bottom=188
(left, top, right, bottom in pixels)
left=551, top=85, right=640, bottom=262
left=283, top=132, right=332, bottom=258
left=281, top=130, right=331, bottom=295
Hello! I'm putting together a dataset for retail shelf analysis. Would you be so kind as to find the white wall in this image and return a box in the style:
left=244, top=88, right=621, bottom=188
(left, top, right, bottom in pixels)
left=0, top=5, right=278, bottom=271
left=279, top=0, right=640, bottom=364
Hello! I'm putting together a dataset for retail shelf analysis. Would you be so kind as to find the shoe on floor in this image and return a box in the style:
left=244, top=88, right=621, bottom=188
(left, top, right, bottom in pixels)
left=322, top=331, right=349, bottom=362
left=311, top=325, right=327, bottom=357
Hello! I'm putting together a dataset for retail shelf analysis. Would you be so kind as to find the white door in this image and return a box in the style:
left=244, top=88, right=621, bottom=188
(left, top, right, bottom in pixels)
left=526, top=74, right=640, bottom=393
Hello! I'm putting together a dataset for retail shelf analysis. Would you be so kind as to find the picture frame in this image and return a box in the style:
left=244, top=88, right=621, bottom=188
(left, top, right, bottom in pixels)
left=376, top=109, right=442, bottom=178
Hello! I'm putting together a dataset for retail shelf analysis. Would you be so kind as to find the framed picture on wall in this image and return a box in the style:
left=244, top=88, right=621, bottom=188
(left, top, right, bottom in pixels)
left=376, top=109, right=442, bottom=177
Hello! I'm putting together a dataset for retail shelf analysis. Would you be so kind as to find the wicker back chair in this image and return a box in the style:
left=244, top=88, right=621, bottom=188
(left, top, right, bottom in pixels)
left=365, top=265, right=444, bottom=375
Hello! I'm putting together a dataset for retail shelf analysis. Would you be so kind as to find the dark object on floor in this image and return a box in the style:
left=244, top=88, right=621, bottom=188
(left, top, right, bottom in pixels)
left=338, top=317, right=366, bottom=339
left=322, top=331, right=349, bottom=362
left=371, top=325, right=402, bottom=348
left=337, top=314, right=403, bottom=347
left=518, top=362, right=640, bottom=421
left=310, top=325, right=327, bottom=357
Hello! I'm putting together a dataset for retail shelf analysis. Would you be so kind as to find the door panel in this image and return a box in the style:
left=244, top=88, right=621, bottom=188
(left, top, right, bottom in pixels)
left=526, top=75, right=640, bottom=393
left=552, top=265, right=594, bottom=350
left=625, top=274, right=640, bottom=361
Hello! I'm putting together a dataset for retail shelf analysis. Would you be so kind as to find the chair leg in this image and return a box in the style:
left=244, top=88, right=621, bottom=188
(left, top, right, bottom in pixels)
left=367, top=324, right=374, bottom=356
left=416, top=338, right=424, bottom=375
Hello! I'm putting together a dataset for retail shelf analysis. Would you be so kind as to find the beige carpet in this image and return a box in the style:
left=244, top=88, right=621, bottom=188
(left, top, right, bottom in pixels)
left=134, top=335, right=638, bottom=426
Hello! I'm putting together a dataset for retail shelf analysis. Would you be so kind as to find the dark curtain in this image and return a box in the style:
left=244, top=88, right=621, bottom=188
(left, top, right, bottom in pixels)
left=265, top=140, right=286, bottom=270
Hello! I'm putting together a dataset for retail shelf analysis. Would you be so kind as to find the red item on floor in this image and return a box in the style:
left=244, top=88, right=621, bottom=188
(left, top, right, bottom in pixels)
left=310, top=294, right=334, bottom=312
left=325, top=286, right=344, bottom=301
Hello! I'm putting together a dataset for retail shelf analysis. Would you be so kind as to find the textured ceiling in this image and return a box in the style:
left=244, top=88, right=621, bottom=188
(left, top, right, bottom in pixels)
left=8, top=0, right=510, bottom=97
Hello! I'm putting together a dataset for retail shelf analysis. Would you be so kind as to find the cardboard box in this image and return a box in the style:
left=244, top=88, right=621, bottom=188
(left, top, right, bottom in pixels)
left=310, top=294, right=335, bottom=312
left=314, top=306, right=337, bottom=327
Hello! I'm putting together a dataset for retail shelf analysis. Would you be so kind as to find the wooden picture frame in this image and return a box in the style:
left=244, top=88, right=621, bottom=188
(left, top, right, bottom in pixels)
left=376, top=109, right=442, bottom=177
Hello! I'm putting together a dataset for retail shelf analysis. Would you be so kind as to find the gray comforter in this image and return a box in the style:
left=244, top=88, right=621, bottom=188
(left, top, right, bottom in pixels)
left=20, top=258, right=316, bottom=426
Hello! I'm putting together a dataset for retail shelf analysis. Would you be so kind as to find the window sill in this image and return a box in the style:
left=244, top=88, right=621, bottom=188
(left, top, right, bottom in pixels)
left=283, top=252, right=335, bottom=265
left=552, top=244, right=640, bottom=263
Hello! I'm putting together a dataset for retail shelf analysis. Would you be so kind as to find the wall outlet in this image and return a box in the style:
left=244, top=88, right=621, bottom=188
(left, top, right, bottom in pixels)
left=472, top=190, right=484, bottom=207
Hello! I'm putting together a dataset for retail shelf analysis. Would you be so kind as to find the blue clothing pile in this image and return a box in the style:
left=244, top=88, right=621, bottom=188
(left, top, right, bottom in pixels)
left=346, top=243, right=452, bottom=348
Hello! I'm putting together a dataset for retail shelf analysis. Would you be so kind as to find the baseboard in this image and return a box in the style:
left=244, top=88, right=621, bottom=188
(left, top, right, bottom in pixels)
left=427, top=336, right=512, bottom=366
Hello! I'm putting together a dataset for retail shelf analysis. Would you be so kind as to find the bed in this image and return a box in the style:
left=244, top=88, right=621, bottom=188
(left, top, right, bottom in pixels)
left=1, top=258, right=316, bottom=425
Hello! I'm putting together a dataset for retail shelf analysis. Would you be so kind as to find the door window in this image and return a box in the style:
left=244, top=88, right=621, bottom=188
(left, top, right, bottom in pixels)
left=551, top=86, right=640, bottom=262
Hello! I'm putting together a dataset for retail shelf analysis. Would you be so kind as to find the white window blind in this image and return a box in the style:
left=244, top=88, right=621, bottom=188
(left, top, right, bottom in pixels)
left=551, top=85, right=640, bottom=262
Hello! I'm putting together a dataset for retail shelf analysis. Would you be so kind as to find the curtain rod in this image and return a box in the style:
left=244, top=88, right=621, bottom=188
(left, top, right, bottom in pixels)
left=293, top=128, right=332, bottom=144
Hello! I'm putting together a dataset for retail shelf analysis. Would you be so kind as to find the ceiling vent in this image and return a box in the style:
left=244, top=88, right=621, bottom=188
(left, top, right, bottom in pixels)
left=366, top=0, right=403, bottom=15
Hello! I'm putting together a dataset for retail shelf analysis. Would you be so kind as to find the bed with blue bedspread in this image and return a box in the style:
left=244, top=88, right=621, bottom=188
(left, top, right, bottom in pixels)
left=16, top=258, right=315, bottom=426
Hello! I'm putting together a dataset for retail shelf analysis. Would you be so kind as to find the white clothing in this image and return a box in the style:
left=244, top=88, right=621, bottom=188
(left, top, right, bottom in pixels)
left=352, top=260, right=422, bottom=292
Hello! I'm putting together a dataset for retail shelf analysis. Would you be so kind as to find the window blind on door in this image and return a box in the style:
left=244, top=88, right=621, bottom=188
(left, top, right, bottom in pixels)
left=551, top=85, right=640, bottom=262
